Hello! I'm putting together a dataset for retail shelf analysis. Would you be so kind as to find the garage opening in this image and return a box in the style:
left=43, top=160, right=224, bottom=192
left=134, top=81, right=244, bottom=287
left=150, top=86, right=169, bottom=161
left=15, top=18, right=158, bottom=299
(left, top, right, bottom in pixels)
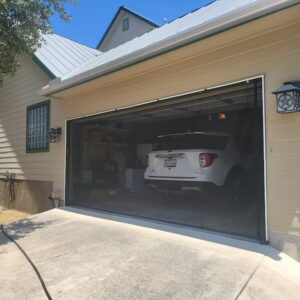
left=66, top=78, right=266, bottom=242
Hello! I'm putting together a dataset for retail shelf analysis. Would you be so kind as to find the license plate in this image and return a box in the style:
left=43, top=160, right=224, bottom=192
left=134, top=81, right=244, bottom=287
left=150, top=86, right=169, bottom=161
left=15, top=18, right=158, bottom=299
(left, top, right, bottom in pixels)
left=164, top=159, right=177, bottom=168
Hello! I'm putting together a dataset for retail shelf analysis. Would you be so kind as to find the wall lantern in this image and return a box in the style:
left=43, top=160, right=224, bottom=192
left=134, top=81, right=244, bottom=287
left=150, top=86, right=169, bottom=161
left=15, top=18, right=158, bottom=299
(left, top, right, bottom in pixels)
left=272, top=81, right=300, bottom=113
left=48, top=127, right=62, bottom=143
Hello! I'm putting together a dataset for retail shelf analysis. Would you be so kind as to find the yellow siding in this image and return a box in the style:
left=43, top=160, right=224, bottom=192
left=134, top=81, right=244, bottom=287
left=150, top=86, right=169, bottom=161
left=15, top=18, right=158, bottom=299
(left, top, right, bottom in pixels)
left=0, top=55, right=65, bottom=194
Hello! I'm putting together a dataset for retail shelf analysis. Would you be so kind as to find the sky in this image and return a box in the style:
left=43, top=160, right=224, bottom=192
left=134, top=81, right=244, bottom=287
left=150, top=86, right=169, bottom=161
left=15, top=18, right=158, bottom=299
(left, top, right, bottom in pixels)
left=50, top=0, right=213, bottom=48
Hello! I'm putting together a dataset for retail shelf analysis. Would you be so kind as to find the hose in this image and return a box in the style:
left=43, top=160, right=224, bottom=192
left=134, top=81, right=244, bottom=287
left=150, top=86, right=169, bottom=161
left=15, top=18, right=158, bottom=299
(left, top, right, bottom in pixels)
left=0, top=224, right=52, bottom=300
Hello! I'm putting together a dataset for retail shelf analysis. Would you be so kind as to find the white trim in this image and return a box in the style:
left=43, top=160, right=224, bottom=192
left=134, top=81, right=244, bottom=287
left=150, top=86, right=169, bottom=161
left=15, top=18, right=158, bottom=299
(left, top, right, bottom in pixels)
left=117, top=99, right=159, bottom=110
left=261, top=75, right=269, bottom=241
left=63, top=119, right=67, bottom=203
left=159, top=88, right=205, bottom=101
left=66, top=109, right=116, bottom=122
left=63, top=74, right=268, bottom=241
left=205, top=75, right=262, bottom=91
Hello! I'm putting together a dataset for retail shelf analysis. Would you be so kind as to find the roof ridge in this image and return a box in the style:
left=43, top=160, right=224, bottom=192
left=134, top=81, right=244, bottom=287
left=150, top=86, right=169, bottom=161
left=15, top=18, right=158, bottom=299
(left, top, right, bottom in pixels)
left=120, top=6, right=160, bottom=27
left=163, top=0, right=218, bottom=26
left=50, top=32, right=101, bottom=53
left=35, top=33, right=101, bottom=78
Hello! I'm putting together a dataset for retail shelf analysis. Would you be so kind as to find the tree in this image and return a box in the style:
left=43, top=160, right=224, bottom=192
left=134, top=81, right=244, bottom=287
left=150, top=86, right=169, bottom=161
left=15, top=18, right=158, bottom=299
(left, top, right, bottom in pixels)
left=0, top=0, right=75, bottom=81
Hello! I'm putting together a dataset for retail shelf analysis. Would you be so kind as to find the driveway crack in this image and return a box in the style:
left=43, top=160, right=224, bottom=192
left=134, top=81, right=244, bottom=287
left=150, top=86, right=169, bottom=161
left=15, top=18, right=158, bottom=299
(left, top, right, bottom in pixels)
left=234, top=247, right=270, bottom=300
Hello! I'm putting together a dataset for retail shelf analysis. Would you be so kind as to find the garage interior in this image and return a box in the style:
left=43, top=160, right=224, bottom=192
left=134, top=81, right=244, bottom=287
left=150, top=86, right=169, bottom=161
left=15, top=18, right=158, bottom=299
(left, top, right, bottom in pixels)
left=66, top=78, right=266, bottom=242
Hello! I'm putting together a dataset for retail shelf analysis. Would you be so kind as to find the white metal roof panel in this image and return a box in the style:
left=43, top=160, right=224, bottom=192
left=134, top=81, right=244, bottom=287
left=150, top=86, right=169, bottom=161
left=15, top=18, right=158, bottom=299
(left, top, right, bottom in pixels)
left=58, top=0, right=278, bottom=81
left=35, top=33, right=100, bottom=78
left=41, top=0, right=297, bottom=95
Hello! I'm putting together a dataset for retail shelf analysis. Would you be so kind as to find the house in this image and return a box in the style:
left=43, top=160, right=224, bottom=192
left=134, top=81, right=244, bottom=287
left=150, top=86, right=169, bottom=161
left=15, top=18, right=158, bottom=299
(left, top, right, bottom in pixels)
left=97, top=6, right=159, bottom=52
left=0, top=34, right=100, bottom=212
left=0, top=0, right=299, bottom=262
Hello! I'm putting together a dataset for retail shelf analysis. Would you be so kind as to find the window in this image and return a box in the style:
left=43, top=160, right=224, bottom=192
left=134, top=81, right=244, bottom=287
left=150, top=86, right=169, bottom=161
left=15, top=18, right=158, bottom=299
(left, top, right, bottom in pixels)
left=122, top=18, right=129, bottom=31
left=26, top=100, right=50, bottom=153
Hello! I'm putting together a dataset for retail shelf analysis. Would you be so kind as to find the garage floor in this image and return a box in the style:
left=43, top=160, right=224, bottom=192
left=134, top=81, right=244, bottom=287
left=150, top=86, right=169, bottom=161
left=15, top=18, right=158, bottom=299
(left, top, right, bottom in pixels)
left=1, top=208, right=299, bottom=300
left=73, top=191, right=259, bottom=239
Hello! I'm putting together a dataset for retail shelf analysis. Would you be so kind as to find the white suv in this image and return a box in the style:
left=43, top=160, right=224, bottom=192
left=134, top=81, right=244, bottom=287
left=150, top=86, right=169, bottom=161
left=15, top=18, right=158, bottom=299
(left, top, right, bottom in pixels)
left=144, top=132, right=250, bottom=196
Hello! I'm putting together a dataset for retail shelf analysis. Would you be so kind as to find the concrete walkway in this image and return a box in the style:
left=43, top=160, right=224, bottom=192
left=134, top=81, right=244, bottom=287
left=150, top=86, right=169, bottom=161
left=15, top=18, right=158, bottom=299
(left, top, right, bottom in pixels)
left=0, top=207, right=299, bottom=300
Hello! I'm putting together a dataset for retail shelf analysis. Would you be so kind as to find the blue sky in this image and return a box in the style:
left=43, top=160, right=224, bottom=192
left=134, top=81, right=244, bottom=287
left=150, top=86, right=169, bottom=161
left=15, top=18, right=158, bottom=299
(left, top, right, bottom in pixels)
left=51, top=0, right=213, bottom=48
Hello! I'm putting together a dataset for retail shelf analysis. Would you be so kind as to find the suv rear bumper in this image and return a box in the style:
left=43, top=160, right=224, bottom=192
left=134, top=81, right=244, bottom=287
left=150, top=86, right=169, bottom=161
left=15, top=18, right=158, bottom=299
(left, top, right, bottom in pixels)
left=145, top=179, right=216, bottom=193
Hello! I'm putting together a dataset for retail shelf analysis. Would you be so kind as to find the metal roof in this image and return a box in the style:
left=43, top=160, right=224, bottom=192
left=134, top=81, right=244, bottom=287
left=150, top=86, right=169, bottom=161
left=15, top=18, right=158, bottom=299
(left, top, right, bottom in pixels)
left=34, top=33, right=101, bottom=78
left=41, top=0, right=298, bottom=95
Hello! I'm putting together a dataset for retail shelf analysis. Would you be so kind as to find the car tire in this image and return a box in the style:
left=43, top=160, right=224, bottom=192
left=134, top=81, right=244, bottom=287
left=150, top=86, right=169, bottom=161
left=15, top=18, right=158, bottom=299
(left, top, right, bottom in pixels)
left=224, top=169, right=245, bottom=208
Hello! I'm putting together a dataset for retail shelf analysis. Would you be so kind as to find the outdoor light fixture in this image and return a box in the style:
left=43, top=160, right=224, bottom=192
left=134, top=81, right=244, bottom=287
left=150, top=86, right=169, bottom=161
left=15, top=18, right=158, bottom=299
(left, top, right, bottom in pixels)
left=48, top=127, right=62, bottom=143
left=272, top=81, right=300, bottom=113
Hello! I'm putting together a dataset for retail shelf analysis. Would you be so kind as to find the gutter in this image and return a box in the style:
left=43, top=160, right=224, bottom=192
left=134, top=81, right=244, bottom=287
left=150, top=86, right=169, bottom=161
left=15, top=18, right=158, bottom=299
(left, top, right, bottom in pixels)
left=40, top=0, right=299, bottom=96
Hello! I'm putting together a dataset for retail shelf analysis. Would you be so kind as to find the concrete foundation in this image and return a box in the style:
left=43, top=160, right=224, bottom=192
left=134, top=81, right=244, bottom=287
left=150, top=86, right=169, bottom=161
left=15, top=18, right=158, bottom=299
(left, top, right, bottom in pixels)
left=0, top=179, right=54, bottom=214
left=269, top=231, right=300, bottom=263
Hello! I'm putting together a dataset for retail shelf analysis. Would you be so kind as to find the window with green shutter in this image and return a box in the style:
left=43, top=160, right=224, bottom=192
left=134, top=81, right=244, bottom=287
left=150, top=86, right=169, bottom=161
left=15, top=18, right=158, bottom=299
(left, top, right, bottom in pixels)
left=26, top=100, right=50, bottom=153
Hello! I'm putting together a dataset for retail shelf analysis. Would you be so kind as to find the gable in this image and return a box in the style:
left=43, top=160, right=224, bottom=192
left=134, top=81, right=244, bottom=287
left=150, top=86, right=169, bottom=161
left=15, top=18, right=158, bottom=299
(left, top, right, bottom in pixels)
left=34, top=33, right=100, bottom=79
left=97, top=7, right=158, bottom=52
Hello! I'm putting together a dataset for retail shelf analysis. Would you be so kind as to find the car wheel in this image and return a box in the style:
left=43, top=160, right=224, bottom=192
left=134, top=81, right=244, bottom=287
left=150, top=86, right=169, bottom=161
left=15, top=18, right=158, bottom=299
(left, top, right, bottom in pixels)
left=224, top=170, right=245, bottom=208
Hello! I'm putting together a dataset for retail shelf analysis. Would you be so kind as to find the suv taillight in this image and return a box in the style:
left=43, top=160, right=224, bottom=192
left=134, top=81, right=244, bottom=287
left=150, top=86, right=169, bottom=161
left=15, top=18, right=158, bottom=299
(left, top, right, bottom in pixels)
left=199, top=153, right=217, bottom=168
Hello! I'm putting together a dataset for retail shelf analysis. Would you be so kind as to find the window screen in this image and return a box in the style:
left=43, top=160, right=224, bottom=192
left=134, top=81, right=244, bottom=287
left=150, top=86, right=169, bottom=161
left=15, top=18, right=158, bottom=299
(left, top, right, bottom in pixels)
left=26, top=100, right=50, bottom=152
left=153, top=133, right=229, bottom=151
left=122, top=18, right=129, bottom=31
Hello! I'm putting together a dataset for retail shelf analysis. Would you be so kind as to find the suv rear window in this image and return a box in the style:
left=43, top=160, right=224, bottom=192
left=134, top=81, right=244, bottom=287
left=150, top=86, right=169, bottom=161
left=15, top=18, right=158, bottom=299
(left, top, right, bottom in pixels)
left=153, top=134, right=229, bottom=151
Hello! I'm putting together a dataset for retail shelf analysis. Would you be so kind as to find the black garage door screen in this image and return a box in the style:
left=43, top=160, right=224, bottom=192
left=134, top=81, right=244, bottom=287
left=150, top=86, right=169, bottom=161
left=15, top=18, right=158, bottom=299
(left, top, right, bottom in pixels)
left=66, top=78, right=266, bottom=242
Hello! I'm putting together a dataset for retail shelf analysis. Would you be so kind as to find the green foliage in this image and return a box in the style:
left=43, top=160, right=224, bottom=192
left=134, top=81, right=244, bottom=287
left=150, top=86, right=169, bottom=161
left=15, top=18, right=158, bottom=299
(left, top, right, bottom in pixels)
left=0, top=0, right=75, bottom=81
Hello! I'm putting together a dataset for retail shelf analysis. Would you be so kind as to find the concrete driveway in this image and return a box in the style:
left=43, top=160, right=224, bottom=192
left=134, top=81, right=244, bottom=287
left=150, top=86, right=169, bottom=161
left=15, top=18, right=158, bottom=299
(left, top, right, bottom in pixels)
left=0, top=207, right=299, bottom=300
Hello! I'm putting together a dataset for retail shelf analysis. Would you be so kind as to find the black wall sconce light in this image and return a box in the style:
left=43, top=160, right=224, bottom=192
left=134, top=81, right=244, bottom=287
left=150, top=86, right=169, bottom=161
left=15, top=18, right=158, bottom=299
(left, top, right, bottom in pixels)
left=272, top=81, right=300, bottom=113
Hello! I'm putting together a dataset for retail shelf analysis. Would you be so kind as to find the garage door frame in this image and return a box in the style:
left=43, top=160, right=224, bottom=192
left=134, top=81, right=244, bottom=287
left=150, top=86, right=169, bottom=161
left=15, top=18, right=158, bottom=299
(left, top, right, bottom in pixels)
left=64, top=74, right=268, bottom=242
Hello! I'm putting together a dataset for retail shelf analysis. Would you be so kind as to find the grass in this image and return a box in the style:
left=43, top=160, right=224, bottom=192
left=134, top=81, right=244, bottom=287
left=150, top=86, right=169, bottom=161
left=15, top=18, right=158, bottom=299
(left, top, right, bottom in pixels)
left=0, top=208, right=31, bottom=225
